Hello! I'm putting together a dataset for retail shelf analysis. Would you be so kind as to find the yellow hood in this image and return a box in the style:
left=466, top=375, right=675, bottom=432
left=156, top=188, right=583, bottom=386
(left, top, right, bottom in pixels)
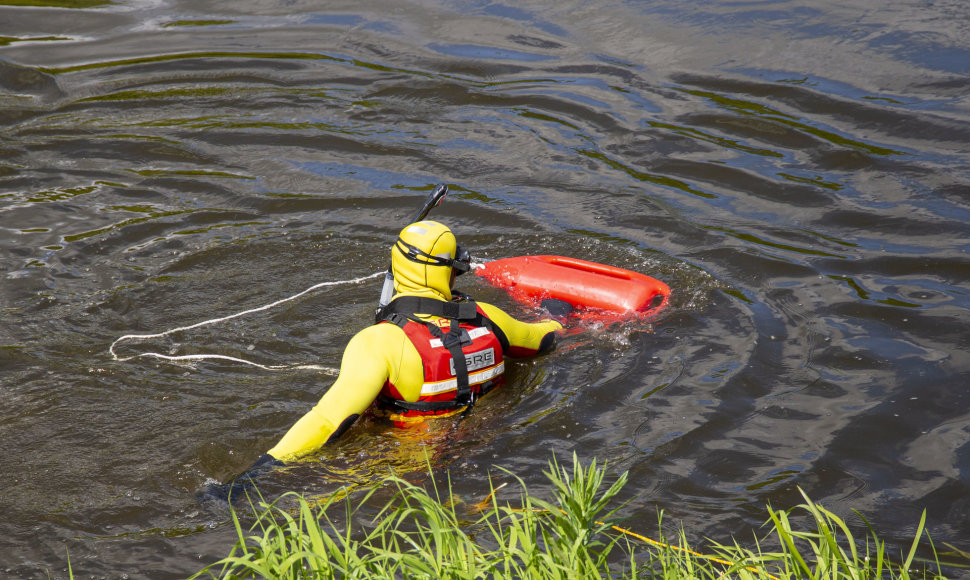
left=391, top=220, right=458, bottom=301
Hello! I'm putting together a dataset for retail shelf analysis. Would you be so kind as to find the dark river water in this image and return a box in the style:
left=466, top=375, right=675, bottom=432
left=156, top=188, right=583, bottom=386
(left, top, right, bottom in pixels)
left=2, top=0, right=970, bottom=577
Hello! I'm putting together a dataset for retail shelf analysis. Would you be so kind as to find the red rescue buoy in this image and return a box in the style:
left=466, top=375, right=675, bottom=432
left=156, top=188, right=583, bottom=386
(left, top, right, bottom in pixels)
left=475, top=255, right=670, bottom=318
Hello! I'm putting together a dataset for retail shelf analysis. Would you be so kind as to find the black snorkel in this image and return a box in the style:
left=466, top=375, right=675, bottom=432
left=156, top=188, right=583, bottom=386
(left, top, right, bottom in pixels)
left=375, top=184, right=449, bottom=322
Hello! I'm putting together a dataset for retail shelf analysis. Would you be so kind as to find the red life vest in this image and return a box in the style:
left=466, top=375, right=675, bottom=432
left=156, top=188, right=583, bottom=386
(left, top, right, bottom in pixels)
left=377, top=297, right=508, bottom=420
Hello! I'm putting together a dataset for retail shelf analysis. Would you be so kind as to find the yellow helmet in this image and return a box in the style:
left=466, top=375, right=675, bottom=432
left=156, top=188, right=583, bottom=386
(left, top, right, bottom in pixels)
left=391, top=221, right=470, bottom=301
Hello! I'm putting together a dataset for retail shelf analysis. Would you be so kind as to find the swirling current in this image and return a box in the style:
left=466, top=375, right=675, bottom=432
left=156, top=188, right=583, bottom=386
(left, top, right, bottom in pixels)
left=2, top=1, right=969, bottom=577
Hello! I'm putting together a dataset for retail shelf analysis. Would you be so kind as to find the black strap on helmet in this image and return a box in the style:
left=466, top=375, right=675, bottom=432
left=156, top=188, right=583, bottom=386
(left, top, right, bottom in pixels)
left=394, top=238, right=471, bottom=274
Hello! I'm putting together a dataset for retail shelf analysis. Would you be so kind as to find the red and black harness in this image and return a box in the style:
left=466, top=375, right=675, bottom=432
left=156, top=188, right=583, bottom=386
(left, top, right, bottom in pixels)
left=377, top=295, right=509, bottom=413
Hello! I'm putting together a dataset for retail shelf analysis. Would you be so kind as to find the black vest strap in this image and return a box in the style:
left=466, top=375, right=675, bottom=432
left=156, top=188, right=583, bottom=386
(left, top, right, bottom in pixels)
left=382, top=296, right=479, bottom=321
left=439, top=322, right=472, bottom=406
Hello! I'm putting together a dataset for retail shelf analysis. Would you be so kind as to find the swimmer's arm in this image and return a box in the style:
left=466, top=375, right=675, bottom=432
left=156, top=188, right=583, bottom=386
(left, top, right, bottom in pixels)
left=265, top=325, right=396, bottom=462
left=477, top=301, right=563, bottom=357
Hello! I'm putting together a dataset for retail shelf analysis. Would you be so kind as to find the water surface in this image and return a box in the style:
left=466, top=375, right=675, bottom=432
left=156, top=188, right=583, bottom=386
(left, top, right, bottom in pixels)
left=2, top=0, right=970, bottom=577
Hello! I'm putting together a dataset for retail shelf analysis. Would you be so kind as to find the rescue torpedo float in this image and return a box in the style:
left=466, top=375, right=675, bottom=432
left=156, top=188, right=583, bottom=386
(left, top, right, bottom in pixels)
left=475, top=255, right=670, bottom=319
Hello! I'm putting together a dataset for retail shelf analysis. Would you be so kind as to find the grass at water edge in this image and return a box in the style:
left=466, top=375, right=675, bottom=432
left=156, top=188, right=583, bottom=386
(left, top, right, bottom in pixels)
left=180, top=453, right=953, bottom=579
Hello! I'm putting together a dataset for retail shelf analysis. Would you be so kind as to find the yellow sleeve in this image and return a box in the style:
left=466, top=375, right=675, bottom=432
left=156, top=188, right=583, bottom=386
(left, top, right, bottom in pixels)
left=267, top=324, right=404, bottom=461
left=477, top=301, right=562, bottom=357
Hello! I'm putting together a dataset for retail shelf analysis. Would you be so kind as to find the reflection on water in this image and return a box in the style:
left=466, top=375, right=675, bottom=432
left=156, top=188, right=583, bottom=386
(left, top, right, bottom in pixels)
left=2, top=0, right=970, bottom=576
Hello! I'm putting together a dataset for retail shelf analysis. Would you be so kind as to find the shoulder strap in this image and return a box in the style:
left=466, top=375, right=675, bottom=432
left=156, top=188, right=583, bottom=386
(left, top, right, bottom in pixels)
left=381, top=295, right=479, bottom=321
left=385, top=296, right=509, bottom=356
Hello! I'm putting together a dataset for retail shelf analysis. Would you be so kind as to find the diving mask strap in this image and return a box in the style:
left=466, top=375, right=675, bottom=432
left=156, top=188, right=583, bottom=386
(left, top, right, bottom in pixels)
left=394, top=238, right=470, bottom=273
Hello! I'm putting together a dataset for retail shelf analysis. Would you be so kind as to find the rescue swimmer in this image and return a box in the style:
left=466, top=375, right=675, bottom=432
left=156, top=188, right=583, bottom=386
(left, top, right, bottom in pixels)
left=237, top=220, right=574, bottom=480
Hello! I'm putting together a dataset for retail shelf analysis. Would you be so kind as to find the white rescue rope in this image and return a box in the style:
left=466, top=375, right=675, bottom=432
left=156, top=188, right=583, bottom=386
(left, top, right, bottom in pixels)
left=109, top=271, right=385, bottom=373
